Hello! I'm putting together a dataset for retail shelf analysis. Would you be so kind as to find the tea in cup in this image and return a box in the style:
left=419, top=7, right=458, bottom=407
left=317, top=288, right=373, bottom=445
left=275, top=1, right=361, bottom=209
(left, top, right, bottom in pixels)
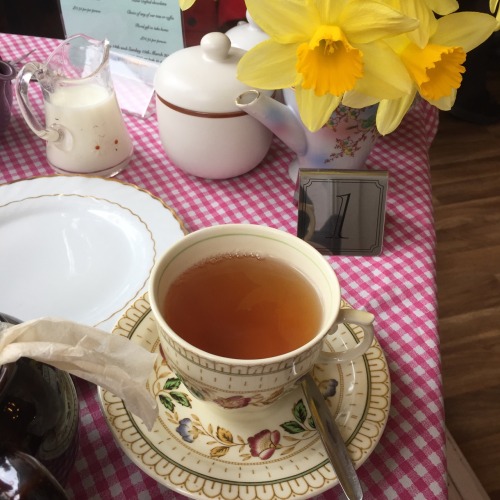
left=149, top=224, right=374, bottom=410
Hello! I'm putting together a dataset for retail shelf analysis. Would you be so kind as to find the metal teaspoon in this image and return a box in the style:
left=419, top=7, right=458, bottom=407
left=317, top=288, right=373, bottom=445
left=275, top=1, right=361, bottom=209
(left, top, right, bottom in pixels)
left=301, top=373, right=363, bottom=500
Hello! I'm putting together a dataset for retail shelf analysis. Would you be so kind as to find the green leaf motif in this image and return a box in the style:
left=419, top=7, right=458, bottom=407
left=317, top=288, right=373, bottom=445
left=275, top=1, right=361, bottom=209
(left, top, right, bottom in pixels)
left=163, top=377, right=182, bottom=391
left=308, top=416, right=316, bottom=429
left=170, top=391, right=192, bottom=408
left=293, top=399, right=308, bottom=424
left=280, top=421, right=306, bottom=434
left=159, top=394, right=175, bottom=412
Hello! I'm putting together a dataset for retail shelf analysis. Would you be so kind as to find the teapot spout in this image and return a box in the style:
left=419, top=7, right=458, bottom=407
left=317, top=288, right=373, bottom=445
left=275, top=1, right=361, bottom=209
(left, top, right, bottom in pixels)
left=235, top=90, right=307, bottom=157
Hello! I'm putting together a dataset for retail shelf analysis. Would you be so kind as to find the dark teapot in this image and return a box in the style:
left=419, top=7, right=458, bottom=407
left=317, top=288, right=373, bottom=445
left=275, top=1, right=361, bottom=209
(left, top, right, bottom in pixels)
left=0, top=313, right=80, bottom=498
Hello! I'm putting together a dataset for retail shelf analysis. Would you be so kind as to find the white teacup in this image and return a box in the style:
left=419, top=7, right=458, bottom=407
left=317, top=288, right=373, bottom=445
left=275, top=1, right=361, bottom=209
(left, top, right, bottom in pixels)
left=149, top=224, right=374, bottom=410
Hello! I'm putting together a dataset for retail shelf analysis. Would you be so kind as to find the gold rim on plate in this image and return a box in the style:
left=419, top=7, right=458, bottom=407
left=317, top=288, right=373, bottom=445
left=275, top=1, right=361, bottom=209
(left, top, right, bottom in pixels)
left=0, top=175, right=186, bottom=331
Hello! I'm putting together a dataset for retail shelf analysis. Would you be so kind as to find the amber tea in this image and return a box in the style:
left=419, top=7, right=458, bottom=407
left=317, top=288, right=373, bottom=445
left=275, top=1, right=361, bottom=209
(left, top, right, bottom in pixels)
left=162, top=253, right=323, bottom=359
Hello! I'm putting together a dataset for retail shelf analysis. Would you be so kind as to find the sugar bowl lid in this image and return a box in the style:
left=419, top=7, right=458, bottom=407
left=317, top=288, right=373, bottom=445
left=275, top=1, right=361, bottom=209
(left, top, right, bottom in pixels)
left=154, top=32, right=261, bottom=114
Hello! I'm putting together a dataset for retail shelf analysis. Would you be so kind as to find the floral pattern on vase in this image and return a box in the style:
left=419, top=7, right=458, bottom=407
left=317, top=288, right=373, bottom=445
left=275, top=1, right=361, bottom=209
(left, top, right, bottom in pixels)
left=324, top=104, right=378, bottom=164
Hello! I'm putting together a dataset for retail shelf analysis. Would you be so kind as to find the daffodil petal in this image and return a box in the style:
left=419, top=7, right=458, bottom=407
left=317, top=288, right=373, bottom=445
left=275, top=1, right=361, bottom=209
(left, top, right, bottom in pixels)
left=431, top=12, right=497, bottom=52
left=398, top=0, right=438, bottom=48
left=295, top=87, right=341, bottom=132
left=376, top=90, right=417, bottom=135
left=237, top=40, right=300, bottom=90
left=178, top=0, right=196, bottom=10
left=353, top=41, right=414, bottom=99
left=340, top=0, right=419, bottom=44
left=318, top=0, right=350, bottom=24
left=490, top=0, right=499, bottom=13
left=245, top=0, right=318, bottom=43
left=425, top=0, right=459, bottom=16
left=342, top=90, right=380, bottom=109
left=384, top=32, right=412, bottom=54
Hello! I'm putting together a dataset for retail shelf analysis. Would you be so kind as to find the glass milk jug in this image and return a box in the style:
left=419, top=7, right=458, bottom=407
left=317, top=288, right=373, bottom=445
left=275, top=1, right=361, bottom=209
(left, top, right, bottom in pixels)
left=16, top=34, right=133, bottom=176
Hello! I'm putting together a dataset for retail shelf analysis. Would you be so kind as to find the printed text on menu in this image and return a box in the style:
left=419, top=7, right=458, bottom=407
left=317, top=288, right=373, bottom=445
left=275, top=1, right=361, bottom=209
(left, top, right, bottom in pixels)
left=59, top=0, right=184, bottom=62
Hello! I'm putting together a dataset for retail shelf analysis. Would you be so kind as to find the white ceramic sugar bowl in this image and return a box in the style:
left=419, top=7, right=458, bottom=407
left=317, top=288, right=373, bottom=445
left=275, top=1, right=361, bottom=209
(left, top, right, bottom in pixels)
left=154, top=32, right=273, bottom=179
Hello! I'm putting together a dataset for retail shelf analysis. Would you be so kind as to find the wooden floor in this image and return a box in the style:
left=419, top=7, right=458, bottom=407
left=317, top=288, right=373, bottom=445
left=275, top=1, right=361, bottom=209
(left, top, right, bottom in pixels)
left=429, top=68, right=500, bottom=499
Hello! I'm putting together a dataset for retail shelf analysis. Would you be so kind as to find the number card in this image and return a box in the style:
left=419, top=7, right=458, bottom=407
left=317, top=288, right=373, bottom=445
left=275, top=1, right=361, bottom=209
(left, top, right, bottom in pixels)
left=297, top=169, right=388, bottom=256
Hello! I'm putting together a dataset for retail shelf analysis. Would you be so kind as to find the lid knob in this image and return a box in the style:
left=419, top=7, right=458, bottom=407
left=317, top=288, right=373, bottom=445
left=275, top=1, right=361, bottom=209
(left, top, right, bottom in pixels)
left=201, top=32, right=231, bottom=62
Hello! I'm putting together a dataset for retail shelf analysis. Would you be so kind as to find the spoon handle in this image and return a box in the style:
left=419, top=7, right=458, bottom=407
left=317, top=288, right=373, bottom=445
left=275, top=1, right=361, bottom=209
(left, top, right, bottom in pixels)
left=301, top=373, right=363, bottom=500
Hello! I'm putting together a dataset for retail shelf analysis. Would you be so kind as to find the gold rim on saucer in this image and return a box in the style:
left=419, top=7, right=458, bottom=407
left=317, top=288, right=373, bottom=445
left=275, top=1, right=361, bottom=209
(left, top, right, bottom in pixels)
left=98, top=293, right=391, bottom=500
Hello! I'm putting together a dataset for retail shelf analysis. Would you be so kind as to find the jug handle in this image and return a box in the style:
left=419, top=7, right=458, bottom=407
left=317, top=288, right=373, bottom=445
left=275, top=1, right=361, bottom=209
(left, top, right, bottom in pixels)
left=15, top=62, right=63, bottom=143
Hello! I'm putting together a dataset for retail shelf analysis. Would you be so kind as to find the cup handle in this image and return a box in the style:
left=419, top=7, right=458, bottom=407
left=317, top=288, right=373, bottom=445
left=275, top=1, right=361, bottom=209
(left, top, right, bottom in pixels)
left=318, top=308, right=375, bottom=364
left=15, top=62, right=63, bottom=143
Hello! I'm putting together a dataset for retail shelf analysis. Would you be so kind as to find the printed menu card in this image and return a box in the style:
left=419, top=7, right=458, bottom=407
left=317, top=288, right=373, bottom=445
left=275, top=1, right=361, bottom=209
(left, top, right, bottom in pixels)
left=59, top=0, right=185, bottom=62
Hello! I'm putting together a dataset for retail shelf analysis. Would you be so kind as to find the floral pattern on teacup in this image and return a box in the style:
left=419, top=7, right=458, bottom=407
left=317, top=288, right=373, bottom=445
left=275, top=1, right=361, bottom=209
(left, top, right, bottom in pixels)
left=100, top=297, right=391, bottom=499
left=213, top=395, right=252, bottom=409
left=160, top=366, right=287, bottom=408
left=158, top=372, right=338, bottom=461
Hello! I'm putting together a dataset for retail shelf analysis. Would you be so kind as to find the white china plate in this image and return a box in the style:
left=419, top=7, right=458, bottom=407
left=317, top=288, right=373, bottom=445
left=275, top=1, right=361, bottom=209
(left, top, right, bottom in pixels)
left=0, top=176, right=186, bottom=331
left=99, top=294, right=391, bottom=500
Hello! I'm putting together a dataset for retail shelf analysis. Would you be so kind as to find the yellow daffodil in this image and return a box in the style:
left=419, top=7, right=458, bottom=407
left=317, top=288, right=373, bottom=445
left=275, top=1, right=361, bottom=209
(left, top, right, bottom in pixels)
left=420, top=0, right=458, bottom=16
left=179, top=0, right=196, bottom=10
left=369, top=12, right=498, bottom=135
left=237, top=0, right=419, bottom=131
left=384, top=0, right=458, bottom=47
left=490, top=0, right=500, bottom=22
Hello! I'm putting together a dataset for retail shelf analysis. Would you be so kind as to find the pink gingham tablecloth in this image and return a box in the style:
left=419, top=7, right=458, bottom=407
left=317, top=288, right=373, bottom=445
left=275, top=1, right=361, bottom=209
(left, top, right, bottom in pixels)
left=0, top=33, right=446, bottom=500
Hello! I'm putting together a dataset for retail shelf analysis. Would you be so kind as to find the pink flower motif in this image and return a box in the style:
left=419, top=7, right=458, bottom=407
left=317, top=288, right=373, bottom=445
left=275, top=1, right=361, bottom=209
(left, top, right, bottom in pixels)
left=248, top=429, right=281, bottom=460
left=214, top=395, right=251, bottom=409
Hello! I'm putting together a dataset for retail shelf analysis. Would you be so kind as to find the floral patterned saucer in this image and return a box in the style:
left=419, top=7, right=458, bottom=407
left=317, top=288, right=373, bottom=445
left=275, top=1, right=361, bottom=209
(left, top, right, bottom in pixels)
left=98, top=294, right=390, bottom=500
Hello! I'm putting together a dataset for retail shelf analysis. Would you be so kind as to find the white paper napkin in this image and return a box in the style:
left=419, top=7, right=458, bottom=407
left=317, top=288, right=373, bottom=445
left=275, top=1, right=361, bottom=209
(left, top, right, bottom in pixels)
left=0, top=318, right=158, bottom=429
